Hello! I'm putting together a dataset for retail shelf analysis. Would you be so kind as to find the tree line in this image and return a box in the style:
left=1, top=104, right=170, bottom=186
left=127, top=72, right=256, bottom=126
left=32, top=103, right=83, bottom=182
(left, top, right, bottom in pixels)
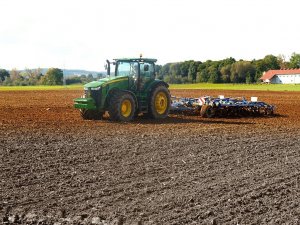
left=1, top=53, right=300, bottom=86
left=156, top=53, right=300, bottom=84
left=0, top=68, right=101, bottom=86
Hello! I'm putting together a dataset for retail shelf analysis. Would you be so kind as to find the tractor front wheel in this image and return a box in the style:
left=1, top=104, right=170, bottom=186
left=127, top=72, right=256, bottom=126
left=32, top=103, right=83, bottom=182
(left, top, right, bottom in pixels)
left=108, top=90, right=136, bottom=122
left=80, top=109, right=103, bottom=120
left=148, top=85, right=170, bottom=119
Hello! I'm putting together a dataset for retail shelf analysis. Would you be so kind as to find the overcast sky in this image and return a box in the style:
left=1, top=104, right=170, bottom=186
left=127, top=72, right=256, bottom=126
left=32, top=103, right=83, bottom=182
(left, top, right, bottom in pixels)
left=1, top=0, right=300, bottom=71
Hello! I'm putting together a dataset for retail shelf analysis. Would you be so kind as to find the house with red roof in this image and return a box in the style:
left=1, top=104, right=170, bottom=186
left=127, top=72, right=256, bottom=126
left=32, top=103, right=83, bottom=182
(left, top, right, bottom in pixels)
left=260, top=69, right=300, bottom=84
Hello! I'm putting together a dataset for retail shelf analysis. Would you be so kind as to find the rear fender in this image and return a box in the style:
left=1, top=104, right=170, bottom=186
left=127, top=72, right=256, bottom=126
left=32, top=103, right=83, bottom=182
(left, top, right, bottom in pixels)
left=146, top=80, right=169, bottom=99
left=146, top=80, right=169, bottom=95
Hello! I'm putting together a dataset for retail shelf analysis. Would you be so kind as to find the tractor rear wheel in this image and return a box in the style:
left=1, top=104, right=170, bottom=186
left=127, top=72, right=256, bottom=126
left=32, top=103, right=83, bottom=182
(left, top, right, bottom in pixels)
left=80, top=109, right=103, bottom=120
left=108, top=90, right=136, bottom=122
left=148, top=85, right=170, bottom=119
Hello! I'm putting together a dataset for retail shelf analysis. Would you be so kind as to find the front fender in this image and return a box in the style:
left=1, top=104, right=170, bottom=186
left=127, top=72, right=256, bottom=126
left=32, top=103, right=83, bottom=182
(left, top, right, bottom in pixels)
left=104, top=88, right=138, bottom=109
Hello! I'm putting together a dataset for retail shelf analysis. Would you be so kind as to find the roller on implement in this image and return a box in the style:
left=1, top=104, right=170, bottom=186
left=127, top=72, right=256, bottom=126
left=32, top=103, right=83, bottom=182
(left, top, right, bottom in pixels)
left=74, top=57, right=275, bottom=121
left=74, top=57, right=171, bottom=121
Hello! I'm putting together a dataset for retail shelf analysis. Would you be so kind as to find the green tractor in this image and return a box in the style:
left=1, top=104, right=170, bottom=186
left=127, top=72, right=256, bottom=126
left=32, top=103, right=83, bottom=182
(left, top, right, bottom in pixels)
left=74, top=57, right=171, bottom=122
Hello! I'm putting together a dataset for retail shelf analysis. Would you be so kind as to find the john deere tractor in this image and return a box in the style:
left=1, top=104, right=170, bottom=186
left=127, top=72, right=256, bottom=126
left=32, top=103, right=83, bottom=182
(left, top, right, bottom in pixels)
left=74, top=58, right=170, bottom=121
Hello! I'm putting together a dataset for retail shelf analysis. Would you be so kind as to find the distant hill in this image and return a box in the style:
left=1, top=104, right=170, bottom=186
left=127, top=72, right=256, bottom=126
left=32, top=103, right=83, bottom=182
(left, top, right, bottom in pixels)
left=16, top=68, right=106, bottom=78
left=39, top=68, right=106, bottom=77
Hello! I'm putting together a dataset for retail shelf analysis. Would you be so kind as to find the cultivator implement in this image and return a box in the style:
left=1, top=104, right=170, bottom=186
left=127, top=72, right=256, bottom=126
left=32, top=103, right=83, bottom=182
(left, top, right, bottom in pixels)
left=170, top=95, right=275, bottom=118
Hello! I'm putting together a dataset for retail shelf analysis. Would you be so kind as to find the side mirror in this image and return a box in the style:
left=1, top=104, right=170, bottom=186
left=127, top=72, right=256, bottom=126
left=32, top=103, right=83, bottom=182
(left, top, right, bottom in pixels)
left=144, top=64, right=149, bottom=72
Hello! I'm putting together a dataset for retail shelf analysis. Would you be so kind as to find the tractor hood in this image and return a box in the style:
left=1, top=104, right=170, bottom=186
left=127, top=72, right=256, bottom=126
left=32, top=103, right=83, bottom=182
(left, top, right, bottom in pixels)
left=84, top=76, right=129, bottom=89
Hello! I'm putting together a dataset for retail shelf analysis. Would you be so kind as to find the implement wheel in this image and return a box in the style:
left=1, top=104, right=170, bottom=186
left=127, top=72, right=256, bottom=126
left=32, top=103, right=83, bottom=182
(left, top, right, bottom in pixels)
left=148, top=85, right=171, bottom=119
left=80, top=109, right=103, bottom=120
left=108, top=90, right=136, bottom=122
left=200, top=105, right=215, bottom=118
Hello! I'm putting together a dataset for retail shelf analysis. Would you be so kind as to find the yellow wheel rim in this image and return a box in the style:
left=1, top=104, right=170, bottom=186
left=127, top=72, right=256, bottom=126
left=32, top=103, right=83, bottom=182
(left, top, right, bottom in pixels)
left=121, top=99, right=132, bottom=117
left=155, top=91, right=168, bottom=114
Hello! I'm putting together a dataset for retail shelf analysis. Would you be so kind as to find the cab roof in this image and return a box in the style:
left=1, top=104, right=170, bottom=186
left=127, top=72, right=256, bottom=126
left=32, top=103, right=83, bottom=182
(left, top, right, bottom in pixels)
left=114, top=58, right=157, bottom=63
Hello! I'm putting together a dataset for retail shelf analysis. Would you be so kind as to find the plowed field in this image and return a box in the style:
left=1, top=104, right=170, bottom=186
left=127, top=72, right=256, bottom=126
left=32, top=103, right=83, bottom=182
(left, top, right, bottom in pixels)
left=1, top=89, right=300, bottom=225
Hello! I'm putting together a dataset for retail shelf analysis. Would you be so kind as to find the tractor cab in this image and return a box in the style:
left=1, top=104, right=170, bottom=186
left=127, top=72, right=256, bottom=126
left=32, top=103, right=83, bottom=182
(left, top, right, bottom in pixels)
left=105, top=58, right=156, bottom=92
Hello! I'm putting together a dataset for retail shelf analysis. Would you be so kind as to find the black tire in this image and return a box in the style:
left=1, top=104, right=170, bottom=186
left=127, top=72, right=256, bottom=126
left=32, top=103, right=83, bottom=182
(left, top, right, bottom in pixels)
left=148, top=85, right=171, bottom=119
left=266, top=108, right=274, bottom=116
left=200, top=105, right=215, bottom=118
left=200, top=105, right=209, bottom=117
left=80, top=109, right=103, bottom=120
left=108, top=90, right=136, bottom=122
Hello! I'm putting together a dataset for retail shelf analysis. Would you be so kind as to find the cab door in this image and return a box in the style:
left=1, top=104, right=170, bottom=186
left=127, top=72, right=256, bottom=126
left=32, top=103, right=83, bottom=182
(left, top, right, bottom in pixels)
left=138, top=62, right=155, bottom=91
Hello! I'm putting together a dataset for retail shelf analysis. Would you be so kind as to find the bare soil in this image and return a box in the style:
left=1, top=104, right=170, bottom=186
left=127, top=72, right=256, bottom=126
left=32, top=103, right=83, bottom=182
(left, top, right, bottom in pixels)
left=1, top=89, right=300, bottom=225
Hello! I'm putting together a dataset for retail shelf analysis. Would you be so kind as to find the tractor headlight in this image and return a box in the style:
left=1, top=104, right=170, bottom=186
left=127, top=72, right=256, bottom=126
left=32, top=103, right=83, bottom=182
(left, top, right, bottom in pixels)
left=83, top=86, right=101, bottom=100
left=83, top=90, right=89, bottom=98
left=83, top=87, right=90, bottom=98
left=91, top=87, right=101, bottom=91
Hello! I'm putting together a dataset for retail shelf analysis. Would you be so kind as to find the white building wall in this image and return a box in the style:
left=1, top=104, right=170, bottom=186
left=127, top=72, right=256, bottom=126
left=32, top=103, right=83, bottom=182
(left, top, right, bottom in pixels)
left=271, top=74, right=300, bottom=84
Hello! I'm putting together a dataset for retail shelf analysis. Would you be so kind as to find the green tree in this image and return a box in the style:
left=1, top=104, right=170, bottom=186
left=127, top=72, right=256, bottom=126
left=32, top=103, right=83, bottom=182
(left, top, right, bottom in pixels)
left=0, top=69, right=9, bottom=82
left=66, top=76, right=82, bottom=85
left=196, top=69, right=209, bottom=83
left=245, top=71, right=253, bottom=84
left=16, top=68, right=42, bottom=86
left=231, top=61, right=255, bottom=83
left=87, top=73, right=94, bottom=82
left=252, top=56, right=280, bottom=81
left=41, top=68, right=63, bottom=85
left=179, top=61, right=192, bottom=77
left=170, top=63, right=180, bottom=76
left=207, top=65, right=220, bottom=83
left=262, top=55, right=280, bottom=70
left=79, top=74, right=88, bottom=83
left=220, top=65, right=231, bottom=83
left=163, top=75, right=171, bottom=83
left=181, top=76, right=190, bottom=84
left=163, top=74, right=182, bottom=84
left=3, top=77, right=12, bottom=86
left=188, top=61, right=201, bottom=83
left=10, top=68, right=21, bottom=81
left=155, top=65, right=162, bottom=79
left=160, top=63, right=171, bottom=77
left=253, top=55, right=280, bottom=80
left=27, top=68, right=42, bottom=82
left=289, top=52, right=300, bottom=68
left=9, top=68, right=24, bottom=85
left=219, top=57, right=236, bottom=67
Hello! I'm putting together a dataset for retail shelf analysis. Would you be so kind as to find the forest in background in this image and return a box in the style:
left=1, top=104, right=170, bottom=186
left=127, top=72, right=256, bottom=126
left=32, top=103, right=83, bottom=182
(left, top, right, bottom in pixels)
left=156, top=53, right=300, bottom=84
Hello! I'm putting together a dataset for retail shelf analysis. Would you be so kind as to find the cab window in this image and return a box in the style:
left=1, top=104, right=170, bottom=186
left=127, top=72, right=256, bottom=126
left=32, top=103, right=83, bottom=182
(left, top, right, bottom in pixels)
left=140, top=62, right=155, bottom=78
left=117, top=61, right=139, bottom=77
